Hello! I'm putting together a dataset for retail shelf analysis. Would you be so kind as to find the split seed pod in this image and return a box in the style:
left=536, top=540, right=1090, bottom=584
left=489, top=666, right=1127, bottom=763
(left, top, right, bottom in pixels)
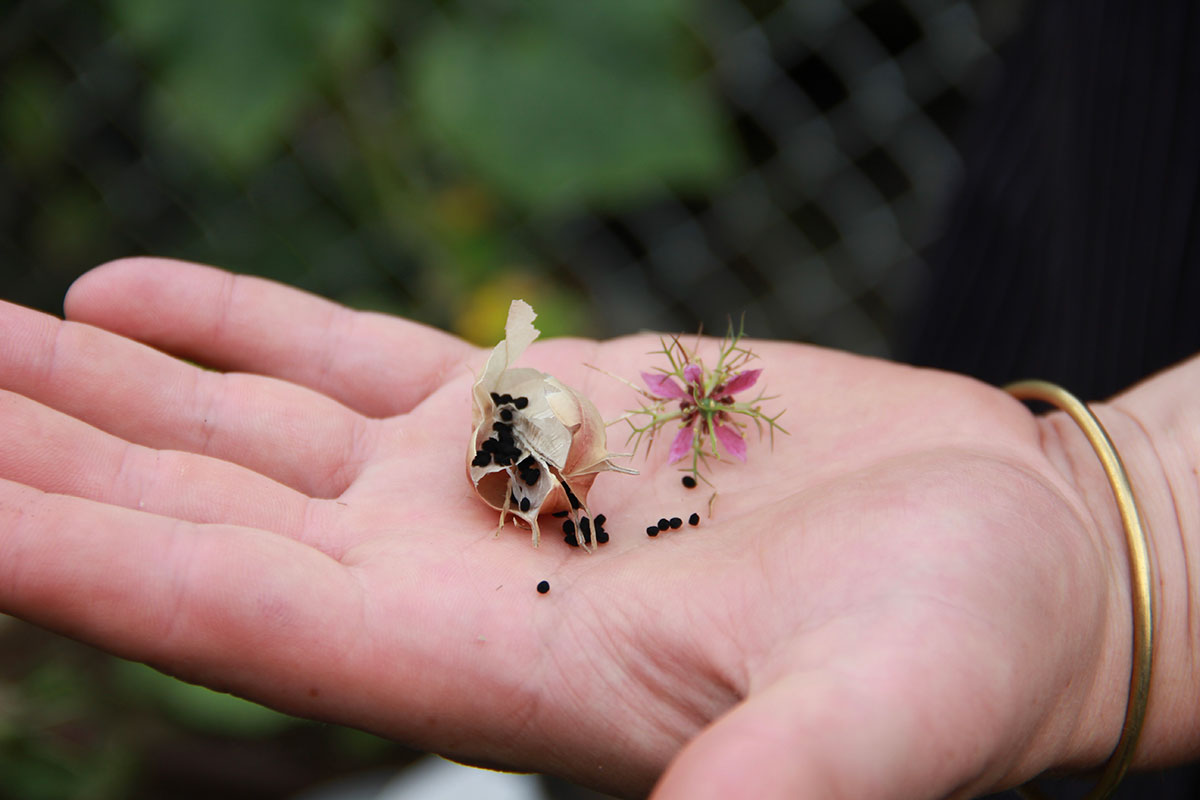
left=468, top=300, right=634, bottom=550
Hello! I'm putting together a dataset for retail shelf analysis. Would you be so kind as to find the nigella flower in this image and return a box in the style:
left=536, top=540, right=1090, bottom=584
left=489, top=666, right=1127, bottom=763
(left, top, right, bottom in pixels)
left=628, top=321, right=786, bottom=487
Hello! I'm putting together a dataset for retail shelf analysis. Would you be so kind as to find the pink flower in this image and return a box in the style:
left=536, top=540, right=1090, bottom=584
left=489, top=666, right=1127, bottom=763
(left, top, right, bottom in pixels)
left=715, top=369, right=761, bottom=398
left=713, top=420, right=747, bottom=461
left=668, top=425, right=694, bottom=463
left=641, top=371, right=688, bottom=400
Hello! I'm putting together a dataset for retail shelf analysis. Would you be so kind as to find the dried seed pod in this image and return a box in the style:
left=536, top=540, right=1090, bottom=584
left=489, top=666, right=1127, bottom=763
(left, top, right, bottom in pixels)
left=468, top=300, right=634, bottom=550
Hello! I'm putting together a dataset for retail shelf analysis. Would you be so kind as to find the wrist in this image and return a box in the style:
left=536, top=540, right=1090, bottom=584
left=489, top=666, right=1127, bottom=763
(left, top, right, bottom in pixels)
left=1037, top=380, right=1200, bottom=773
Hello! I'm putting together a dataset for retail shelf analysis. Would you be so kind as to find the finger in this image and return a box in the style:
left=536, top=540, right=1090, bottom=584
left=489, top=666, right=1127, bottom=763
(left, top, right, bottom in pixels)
left=0, top=479, right=362, bottom=718
left=64, top=257, right=477, bottom=418
left=0, top=299, right=373, bottom=498
left=0, top=389, right=353, bottom=554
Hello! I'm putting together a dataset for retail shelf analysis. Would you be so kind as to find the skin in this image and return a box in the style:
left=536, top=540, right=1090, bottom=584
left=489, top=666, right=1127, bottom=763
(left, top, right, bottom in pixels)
left=0, top=257, right=1196, bottom=799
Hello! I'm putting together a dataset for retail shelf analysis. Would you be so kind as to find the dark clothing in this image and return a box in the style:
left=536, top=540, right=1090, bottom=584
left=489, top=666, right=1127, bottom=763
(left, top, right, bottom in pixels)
left=903, top=2, right=1200, bottom=797
left=905, top=1, right=1200, bottom=404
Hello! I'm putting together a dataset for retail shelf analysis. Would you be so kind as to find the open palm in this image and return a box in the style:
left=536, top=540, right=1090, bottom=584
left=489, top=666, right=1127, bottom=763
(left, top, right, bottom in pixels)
left=0, top=259, right=1129, bottom=799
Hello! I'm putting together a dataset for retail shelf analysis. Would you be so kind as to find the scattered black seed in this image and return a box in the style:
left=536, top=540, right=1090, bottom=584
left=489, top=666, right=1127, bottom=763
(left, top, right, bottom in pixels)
left=657, top=518, right=670, bottom=531
left=499, top=393, right=513, bottom=405
left=562, top=520, right=576, bottom=535
left=500, top=408, right=513, bottom=421
left=595, top=514, right=606, bottom=526
left=688, top=512, right=700, bottom=526
left=490, top=392, right=502, bottom=405
left=537, top=580, right=550, bottom=594
left=646, top=526, right=659, bottom=537
left=579, top=517, right=591, bottom=535
left=472, top=451, right=491, bottom=467
left=596, top=530, right=610, bottom=544
left=522, top=469, right=540, bottom=486
left=582, top=528, right=592, bottom=544
left=510, top=492, right=519, bottom=506
left=564, top=532, right=579, bottom=546
left=568, top=492, right=582, bottom=510
left=520, top=497, right=531, bottom=512
left=514, top=396, right=529, bottom=409
left=552, top=510, right=569, bottom=518
left=519, top=455, right=537, bottom=469
left=493, top=421, right=510, bottom=434
left=669, top=517, right=682, bottom=529
left=682, top=475, right=697, bottom=488
left=481, top=439, right=499, bottom=453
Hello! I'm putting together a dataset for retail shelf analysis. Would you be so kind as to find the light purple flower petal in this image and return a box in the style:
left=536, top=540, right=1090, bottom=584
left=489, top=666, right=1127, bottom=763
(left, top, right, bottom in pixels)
left=667, top=424, right=694, bottom=463
left=714, top=421, right=747, bottom=462
left=683, top=363, right=703, bottom=385
left=719, top=369, right=762, bottom=397
left=641, top=371, right=688, bottom=400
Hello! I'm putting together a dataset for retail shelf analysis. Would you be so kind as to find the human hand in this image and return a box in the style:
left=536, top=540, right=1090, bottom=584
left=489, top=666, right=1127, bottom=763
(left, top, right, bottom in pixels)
left=0, top=259, right=1190, bottom=798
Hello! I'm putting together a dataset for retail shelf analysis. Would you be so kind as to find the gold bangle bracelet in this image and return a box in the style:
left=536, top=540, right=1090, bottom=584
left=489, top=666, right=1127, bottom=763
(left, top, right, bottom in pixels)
left=1005, top=380, right=1154, bottom=800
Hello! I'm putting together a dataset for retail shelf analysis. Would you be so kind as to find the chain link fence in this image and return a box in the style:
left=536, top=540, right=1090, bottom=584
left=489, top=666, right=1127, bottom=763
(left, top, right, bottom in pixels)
left=3, top=0, right=1021, bottom=351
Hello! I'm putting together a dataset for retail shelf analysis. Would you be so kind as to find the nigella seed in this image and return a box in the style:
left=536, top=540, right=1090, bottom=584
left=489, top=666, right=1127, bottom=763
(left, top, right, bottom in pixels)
left=481, top=439, right=500, bottom=453
left=562, top=520, right=576, bottom=535
left=522, top=469, right=540, bottom=487
left=520, top=497, right=531, bottom=512
left=596, top=530, right=609, bottom=544
left=595, top=514, right=606, bottom=526
left=552, top=510, right=569, bottom=518
left=579, top=518, right=591, bottom=535
left=519, top=455, right=537, bottom=469
left=472, top=451, right=491, bottom=467
left=537, top=580, right=550, bottom=594
left=500, top=408, right=513, bottom=422
left=499, top=393, right=513, bottom=405
left=568, top=492, right=581, bottom=510
left=688, top=512, right=700, bottom=526
left=682, top=475, right=697, bottom=488
left=657, top=518, right=669, bottom=531
left=565, top=533, right=579, bottom=547
left=490, top=392, right=502, bottom=405
left=510, top=492, right=519, bottom=506
left=669, top=517, right=682, bottom=529
left=513, top=396, right=529, bottom=409
left=646, top=526, right=659, bottom=537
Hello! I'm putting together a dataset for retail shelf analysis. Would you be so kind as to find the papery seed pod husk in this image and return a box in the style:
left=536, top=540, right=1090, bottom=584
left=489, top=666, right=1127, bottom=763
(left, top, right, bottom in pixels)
left=468, top=300, right=634, bottom=550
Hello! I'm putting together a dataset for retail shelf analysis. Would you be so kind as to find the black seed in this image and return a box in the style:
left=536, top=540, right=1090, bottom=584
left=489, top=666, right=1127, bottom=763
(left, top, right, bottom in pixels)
left=537, top=580, right=550, bottom=594
left=523, top=469, right=540, bottom=486
left=552, top=510, right=569, bottom=518
left=565, top=533, right=579, bottom=547
left=510, top=493, right=519, bottom=506
left=562, top=520, right=576, bottom=535
left=596, top=530, right=609, bottom=544
left=519, top=455, right=537, bottom=469
left=568, top=492, right=581, bottom=510
left=520, top=497, right=531, bottom=513
left=595, top=514, right=606, bottom=526
left=646, top=526, right=659, bottom=537
left=472, top=451, right=491, bottom=467
left=688, top=512, right=700, bottom=526
left=579, top=517, right=591, bottom=535
left=514, top=396, right=529, bottom=409
left=669, top=517, right=682, bottom=529
left=682, top=475, right=697, bottom=488
left=481, top=439, right=500, bottom=453
left=657, top=518, right=670, bottom=531
left=500, top=408, right=513, bottom=421
left=582, top=528, right=592, bottom=544
left=490, top=392, right=502, bottom=405
left=499, top=393, right=513, bottom=405
left=492, top=420, right=511, bottom=434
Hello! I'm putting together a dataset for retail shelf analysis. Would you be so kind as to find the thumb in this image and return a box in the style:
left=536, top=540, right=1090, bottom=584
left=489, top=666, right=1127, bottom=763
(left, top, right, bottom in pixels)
left=650, top=667, right=1004, bottom=800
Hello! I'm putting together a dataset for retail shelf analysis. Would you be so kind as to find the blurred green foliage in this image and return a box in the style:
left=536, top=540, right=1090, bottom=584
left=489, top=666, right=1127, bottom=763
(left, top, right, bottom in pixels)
left=1, top=0, right=733, bottom=796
